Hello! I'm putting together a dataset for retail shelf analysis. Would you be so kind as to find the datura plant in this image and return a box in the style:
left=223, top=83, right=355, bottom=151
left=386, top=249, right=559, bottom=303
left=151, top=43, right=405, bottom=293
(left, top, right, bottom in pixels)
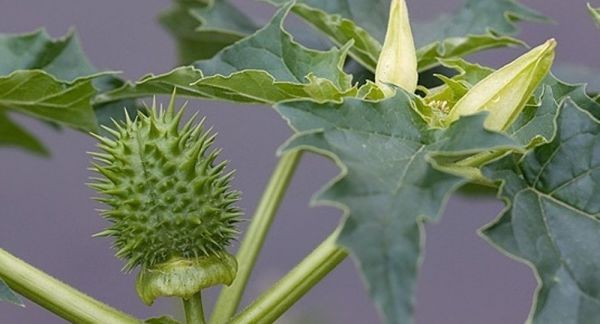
left=1, top=0, right=600, bottom=323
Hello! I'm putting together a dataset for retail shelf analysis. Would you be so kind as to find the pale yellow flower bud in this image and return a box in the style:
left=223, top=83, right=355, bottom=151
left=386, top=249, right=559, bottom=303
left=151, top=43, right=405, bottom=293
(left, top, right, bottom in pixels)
left=375, top=0, right=418, bottom=96
left=444, top=39, right=556, bottom=131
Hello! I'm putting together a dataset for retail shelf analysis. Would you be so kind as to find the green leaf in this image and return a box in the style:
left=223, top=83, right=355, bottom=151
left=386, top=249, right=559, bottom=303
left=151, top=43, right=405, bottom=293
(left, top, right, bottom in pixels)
left=92, top=76, right=142, bottom=128
left=544, top=75, right=600, bottom=121
left=416, top=35, right=524, bottom=72
left=0, top=111, right=48, bottom=155
left=277, top=92, right=519, bottom=324
left=0, top=29, right=96, bottom=82
left=482, top=100, right=600, bottom=323
left=265, top=0, right=389, bottom=41
left=100, top=3, right=355, bottom=105
left=588, top=3, right=600, bottom=29
left=553, top=63, right=600, bottom=94
left=263, top=0, right=384, bottom=72
left=0, top=71, right=98, bottom=131
left=0, top=29, right=140, bottom=124
left=0, top=278, right=23, bottom=307
left=265, top=0, right=535, bottom=72
left=414, top=0, right=548, bottom=71
left=159, top=0, right=257, bottom=64
left=0, top=30, right=138, bottom=153
left=415, top=0, right=549, bottom=46
left=506, top=86, right=559, bottom=147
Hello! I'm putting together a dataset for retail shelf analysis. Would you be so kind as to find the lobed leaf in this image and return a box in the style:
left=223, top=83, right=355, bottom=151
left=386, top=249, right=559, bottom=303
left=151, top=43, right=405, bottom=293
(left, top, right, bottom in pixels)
left=0, top=71, right=98, bottom=132
left=0, top=29, right=96, bottom=82
left=265, top=0, right=539, bottom=72
left=263, top=0, right=385, bottom=71
left=277, top=92, right=519, bottom=324
left=159, top=0, right=257, bottom=64
left=413, top=0, right=549, bottom=72
left=0, top=111, right=48, bottom=155
left=100, top=3, right=356, bottom=105
left=482, top=99, right=600, bottom=323
left=0, top=30, right=140, bottom=153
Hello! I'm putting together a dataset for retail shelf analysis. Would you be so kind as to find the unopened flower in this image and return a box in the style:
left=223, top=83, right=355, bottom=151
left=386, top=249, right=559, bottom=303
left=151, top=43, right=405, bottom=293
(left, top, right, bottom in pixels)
left=444, top=39, right=556, bottom=131
left=375, top=0, right=418, bottom=96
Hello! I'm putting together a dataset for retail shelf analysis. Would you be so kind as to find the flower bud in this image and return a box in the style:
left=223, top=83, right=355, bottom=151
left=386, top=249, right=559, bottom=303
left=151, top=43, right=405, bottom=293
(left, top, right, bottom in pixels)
left=444, top=39, right=556, bottom=131
left=375, top=0, right=418, bottom=96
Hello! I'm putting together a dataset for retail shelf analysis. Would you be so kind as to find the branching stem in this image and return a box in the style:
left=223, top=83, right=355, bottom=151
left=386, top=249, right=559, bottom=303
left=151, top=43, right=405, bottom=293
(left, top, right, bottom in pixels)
left=230, top=226, right=347, bottom=324
left=0, top=248, right=138, bottom=323
left=210, top=151, right=302, bottom=323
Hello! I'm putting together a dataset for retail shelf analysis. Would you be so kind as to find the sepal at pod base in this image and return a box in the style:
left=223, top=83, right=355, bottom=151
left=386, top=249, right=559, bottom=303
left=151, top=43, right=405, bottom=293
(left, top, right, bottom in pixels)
left=443, top=39, right=556, bottom=131
left=136, top=252, right=237, bottom=305
left=375, top=0, right=418, bottom=96
left=88, top=94, right=241, bottom=302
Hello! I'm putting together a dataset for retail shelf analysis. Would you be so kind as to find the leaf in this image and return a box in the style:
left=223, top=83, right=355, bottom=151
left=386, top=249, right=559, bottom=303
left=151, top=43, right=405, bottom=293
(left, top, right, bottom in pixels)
left=506, top=86, right=559, bottom=147
left=553, top=63, right=600, bottom=94
left=588, top=3, right=600, bottom=29
left=0, top=30, right=138, bottom=153
left=0, top=71, right=98, bottom=131
left=265, top=0, right=535, bottom=72
left=415, top=0, right=549, bottom=47
left=277, top=92, right=519, bottom=324
left=0, top=110, right=48, bottom=155
left=0, top=29, right=96, bottom=82
left=263, top=0, right=384, bottom=72
left=416, top=34, right=524, bottom=72
left=99, top=3, right=355, bottom=105
left=414, top=0, right=548, bottom=71
left=482, top=100, right=600, bottom=323
left=92, top=76, right=142, bottom=128
left=0, top=278, right=23, bottom=307
left=543, top=75, right=600, bottom=121
left=159, top=0, right=257, bottom=64
left=264, top=0, right=389, bottom=41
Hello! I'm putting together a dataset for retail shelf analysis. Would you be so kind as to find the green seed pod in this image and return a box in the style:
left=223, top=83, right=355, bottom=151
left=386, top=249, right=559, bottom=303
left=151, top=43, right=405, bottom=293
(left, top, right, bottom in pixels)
left=375, top=0, right=419, bottom=96
left=444, top=39, right=556, bottom=131
left=89, top=96, right=241, bottom=303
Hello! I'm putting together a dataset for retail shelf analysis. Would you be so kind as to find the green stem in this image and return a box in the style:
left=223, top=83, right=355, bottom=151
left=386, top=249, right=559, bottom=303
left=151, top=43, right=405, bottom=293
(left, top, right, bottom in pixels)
left=210, top=151, right=302, bottom=324
left=0, top=248, right=138, bottom=323
left=230, top=226, right=348, bottom=324
left=183, top=293, right=206, bottom=324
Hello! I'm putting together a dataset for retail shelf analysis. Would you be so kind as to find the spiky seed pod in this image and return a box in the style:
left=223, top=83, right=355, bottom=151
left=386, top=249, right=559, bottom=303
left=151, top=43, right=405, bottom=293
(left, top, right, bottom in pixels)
left=88, top=97, right=241, bottom=303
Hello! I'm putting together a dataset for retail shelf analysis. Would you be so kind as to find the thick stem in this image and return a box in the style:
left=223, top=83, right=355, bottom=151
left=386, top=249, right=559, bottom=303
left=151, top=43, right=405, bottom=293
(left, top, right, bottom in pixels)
left=0, top=248, right=138, bottom=323
left=230, top=226, right=348, bottom=324
left=210, top=151, right=301, bottom=324
left=183, top=293, right=206, bottom=324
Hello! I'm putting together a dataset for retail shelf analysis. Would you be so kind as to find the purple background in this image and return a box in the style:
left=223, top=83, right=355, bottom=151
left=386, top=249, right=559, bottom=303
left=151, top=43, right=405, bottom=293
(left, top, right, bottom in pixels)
left=1, top=0, right=598, bottom=323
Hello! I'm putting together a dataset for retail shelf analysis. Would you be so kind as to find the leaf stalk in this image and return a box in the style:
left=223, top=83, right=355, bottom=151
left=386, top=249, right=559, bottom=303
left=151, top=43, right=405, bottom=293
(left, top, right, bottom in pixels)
left=230, top=226, right=347, bottom=324
left=210, top=151, right=302, bottom=323
left=0, top=248, right=138, bottom=324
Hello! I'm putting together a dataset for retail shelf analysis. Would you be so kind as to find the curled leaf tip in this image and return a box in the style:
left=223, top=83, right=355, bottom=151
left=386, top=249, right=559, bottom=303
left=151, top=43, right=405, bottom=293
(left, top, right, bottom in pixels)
left=375, top=0, right=418, bottom=96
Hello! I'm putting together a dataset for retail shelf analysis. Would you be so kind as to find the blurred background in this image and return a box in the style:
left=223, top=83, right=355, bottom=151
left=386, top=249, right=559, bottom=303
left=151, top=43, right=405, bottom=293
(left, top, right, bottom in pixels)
left=0, top=0, right=599, bottom=323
